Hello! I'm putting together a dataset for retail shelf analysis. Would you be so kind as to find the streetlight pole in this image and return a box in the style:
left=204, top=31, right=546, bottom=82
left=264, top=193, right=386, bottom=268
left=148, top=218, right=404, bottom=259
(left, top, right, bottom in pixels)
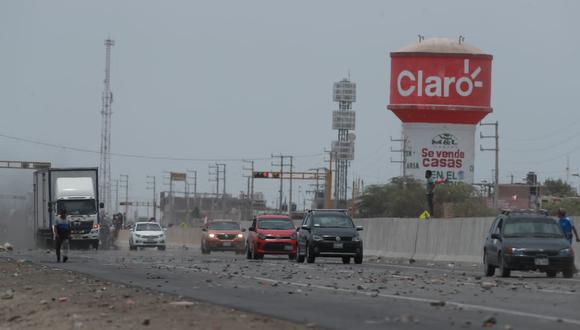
left=481, top=121, right=499, bottom=208
left=146, top=175, right=156, bottom=220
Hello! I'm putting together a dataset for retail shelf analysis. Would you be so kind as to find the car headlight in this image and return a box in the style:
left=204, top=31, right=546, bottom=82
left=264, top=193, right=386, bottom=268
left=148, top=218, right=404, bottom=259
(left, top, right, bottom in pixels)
left=312, top=234, right=323, bottom=241
left=135, top=234, right=142, bottom=238
left=290, top=232, right=297, bottom=240
left=237, top=233, right=243, bottom=238
left=258, top=233, right=266, bottom=240
left=352, top=235, right=361, bottom=242
left=209, top=233, right=215, bottom=238
left=559, top=248, right=574, bottom=257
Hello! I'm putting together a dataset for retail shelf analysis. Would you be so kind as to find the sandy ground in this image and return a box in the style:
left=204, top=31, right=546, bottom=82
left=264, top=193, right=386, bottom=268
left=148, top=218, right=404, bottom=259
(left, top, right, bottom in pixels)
left=0, top=256, right=312, bottom=330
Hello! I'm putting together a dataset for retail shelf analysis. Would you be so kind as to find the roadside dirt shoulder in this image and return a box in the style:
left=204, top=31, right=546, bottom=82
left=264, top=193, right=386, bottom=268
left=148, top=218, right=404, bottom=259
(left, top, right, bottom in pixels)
left=0, top=257, right=309, bottom=330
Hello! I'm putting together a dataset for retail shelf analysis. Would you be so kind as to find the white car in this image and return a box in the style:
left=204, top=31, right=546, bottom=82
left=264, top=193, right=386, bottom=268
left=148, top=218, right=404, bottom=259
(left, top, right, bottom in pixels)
left=129, top=222, right=166, bottom=250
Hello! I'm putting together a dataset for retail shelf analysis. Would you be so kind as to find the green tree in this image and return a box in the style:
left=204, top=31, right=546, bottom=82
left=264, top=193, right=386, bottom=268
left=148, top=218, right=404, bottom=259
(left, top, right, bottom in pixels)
left=357, top=176, right=426, bottom=218
left=191, top=206, right=201, bottom=219
left=542, top=198, right=580, bottom=216
left=357, top=178, right=495, bottom=218
left=542, top=179, right=576, bottom=197
left=433, top=182, right=495, bottom=217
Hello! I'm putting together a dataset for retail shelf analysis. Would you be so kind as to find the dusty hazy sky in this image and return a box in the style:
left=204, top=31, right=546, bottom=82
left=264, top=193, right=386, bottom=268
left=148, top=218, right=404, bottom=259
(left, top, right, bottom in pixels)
left=1, top=1, right=579, bottom=211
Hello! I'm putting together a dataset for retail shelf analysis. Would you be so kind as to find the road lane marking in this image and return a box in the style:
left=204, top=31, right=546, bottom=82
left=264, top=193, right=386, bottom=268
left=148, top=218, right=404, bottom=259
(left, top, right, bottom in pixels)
left=156, top=262, right=580, bottom=325
left=245, top=275, right=580, bottom=326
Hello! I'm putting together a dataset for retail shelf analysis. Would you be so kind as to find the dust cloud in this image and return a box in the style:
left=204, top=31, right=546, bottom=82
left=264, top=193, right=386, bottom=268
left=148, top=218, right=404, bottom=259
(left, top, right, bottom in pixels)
left=0, top=171, right=35, bottom=249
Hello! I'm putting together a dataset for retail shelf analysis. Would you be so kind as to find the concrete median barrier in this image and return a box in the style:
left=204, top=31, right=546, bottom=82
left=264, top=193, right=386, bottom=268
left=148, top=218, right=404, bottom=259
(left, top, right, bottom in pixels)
left=355, top=217, right=580, bottom=266
left=119, top=218, right=580, bottom=266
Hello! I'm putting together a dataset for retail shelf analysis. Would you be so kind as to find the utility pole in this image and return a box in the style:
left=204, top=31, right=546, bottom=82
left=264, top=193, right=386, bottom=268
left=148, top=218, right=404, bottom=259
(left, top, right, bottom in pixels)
left=187, top=169, right=197, bottom=221
left=112, top=179, right=119, bottom=213
left=480, top=121, right=499, bottom=208
left=272, top=154, right=292, bottom=212
left=208, top=164, right=219, bottom=196
left=390, top=136, right=409, bottom=177
left=243, top=160, right=255, bottom=217
left=146, top=175, right=156, bottom=220
left=119, top=174, right=129, bottom=220
left=566, top=155, right=570, bottom=184
left=289, top=155, right=293, bottom=215
left=216, top=163, right=226, bottom=196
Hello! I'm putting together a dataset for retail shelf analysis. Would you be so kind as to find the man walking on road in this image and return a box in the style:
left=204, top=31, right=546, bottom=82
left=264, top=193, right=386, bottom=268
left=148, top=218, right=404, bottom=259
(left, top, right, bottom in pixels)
left=53, top=208, right=71, bottom=263
left=558, top=208, right=580, bottom=245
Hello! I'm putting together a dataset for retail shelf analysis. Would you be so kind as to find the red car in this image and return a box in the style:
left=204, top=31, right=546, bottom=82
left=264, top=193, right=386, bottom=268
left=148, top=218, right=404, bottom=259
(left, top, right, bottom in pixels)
left=246, top=215, right=297, bottom=260
left=201, top=220, right=245, bottom=254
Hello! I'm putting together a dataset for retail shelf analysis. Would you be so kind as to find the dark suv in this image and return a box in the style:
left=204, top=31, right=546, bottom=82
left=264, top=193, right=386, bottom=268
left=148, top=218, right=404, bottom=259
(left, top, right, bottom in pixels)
left=483, top=210, right=575, bottom=278
left=296, top=209, right=363, bottom=264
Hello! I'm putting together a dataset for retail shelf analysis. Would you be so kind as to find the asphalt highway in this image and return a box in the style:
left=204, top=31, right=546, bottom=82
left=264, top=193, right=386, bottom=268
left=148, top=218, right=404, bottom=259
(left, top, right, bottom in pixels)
left=13, top=247, right=580, bottom=330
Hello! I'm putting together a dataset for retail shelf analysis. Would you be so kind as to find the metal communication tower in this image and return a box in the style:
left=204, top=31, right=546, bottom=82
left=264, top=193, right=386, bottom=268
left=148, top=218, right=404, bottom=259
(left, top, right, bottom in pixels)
left=331, top=78, right=356, bottom=208
left=99, top=39, right=115, bottom=215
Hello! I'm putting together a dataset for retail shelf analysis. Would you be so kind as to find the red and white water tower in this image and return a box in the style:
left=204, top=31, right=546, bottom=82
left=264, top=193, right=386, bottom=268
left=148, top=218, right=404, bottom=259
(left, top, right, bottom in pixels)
left=387, top=37, right=493, bottom=183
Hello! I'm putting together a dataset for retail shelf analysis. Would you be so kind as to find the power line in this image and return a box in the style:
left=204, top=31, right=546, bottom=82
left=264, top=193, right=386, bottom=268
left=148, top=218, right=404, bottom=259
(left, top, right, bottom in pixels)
left=0, top=132, right=323, bottom=162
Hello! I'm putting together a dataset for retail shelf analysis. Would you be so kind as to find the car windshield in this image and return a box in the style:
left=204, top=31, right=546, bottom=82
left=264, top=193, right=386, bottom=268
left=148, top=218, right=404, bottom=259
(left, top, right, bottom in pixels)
left=58, top=199, right=96, bottom=216
left=312, top=214, right=354, bottom=228
left=208, top=222, right=240, bottom=230
left=503, top=218, right=564, bottom=238
left=135, top=223, right=162, bottom=232
left=258, top=218, right=294, bottom=230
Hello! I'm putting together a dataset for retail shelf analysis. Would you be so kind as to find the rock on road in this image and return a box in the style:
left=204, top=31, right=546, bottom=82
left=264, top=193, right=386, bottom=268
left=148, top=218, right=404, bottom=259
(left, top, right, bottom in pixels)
left=6, top=247, right=580, bottom=330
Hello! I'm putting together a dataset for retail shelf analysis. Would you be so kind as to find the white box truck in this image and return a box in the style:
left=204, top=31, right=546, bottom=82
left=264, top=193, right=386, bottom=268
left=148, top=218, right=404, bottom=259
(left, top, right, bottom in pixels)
left=33, top=168, right=103, bottom=249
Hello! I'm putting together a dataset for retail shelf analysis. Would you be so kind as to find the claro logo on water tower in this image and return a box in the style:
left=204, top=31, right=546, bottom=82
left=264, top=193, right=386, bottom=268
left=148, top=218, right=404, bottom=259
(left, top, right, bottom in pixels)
left=389, top=54, right=492, bottom=110
left=397, top=59, right=482, bottom=98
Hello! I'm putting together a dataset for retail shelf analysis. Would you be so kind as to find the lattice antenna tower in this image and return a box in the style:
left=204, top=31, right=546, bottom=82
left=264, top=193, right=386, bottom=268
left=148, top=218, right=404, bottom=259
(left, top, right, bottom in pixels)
left=99, top=38, right=115, bottom=215
left=331, top=78, right=356, bottom=208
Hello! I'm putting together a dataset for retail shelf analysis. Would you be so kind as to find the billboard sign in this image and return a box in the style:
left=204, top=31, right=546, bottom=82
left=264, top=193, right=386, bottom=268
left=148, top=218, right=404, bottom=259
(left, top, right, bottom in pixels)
left=402, top=123, right=475, bottom=183
left=388, top=52, right=492, bottom=124
left=170, top=172, right=186, bottom=181
left=390, top=55, right=492, bottom=109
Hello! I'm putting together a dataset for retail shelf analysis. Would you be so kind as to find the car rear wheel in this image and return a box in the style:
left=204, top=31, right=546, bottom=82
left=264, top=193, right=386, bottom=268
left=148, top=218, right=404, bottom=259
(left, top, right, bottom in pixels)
left=342, top=256, right=351, bottom=264
left=306, top=245, right=315, bottom=264
left=499, top=254, right=511, bottom=278
left=483, top=253, right=495, bottom=277
left=563, top=269, right=575, bottom=278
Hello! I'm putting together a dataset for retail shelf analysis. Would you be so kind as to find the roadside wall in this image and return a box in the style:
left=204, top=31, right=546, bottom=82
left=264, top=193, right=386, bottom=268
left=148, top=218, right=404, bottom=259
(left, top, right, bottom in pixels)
left=119, top=218, right=580, bottom=266
left=355, top=217, right=580, bottom=265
